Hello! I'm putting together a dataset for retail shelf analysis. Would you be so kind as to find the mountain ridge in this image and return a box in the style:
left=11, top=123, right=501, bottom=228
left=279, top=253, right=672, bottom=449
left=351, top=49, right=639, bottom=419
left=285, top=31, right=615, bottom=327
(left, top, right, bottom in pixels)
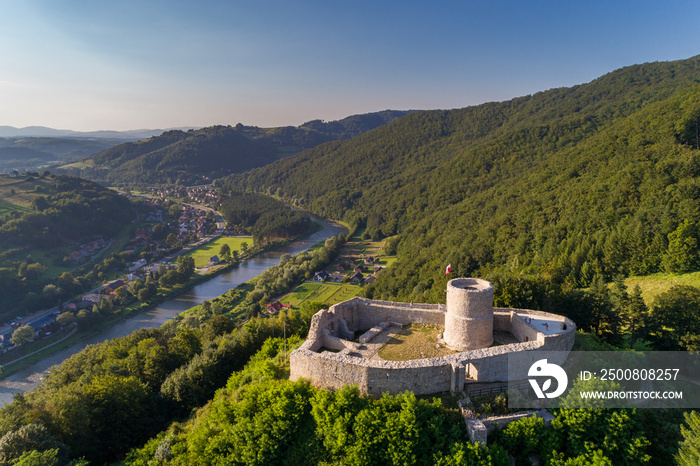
left=64, top=110, right=414, bottom=185
left=219, top=54, right=700, bottom=302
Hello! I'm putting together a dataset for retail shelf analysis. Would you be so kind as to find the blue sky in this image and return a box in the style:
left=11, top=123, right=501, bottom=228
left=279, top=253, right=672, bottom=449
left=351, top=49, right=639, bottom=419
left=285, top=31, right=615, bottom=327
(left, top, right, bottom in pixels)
left=1, top=0, right=699, bottom=131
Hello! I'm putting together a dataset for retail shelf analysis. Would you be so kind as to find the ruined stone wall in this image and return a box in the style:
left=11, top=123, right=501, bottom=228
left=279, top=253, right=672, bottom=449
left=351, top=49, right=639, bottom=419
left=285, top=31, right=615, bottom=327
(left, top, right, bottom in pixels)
left=364, top=359, right=453, bottom=395
left=290, top=349, right=368, bottom=391
left=354, top=299, right=444, bottom=330
left=508, top=311, right=541, bottom=344
left=290, top=290, right=576, bottom=396
left=493, top=310, right=513, bottom=332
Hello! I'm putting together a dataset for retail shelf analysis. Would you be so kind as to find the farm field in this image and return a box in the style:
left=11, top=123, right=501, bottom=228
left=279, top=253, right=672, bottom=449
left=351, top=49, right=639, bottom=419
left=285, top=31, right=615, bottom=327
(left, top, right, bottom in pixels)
left=279, top=282, right=361, bottom=309
left=335, top=228, right=396, bottom=268
left=0, top=198, right=30, bottom=216
left=183, top=236, right=252, bottom=268
left=0, top=174, right=57, bottom=209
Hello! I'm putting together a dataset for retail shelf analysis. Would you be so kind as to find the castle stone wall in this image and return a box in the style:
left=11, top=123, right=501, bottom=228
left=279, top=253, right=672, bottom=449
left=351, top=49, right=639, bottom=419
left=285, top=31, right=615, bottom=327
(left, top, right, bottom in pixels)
left=289, top=279, right=576, bottom=397
left=354, top=298, right=444, bottom=330
left=493, top=311, right=513, bottom=332
left=509, top=311, right=542, bottom=344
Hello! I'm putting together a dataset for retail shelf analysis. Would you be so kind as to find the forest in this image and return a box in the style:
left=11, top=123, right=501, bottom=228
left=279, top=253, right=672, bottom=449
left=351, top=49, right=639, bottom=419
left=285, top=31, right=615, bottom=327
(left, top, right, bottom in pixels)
left=62, top=110, right=411, bottom=186
left=3, top=57, right=700, bottom=464
left=0, top=174, right=133, bottom=314
left=217, top=193, right=312, bottom=244
left=220, top=56, right=700, bottom=305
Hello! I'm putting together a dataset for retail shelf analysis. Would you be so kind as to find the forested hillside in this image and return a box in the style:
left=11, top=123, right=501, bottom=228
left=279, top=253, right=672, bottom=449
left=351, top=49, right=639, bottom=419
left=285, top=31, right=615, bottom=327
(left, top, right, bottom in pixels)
left=0, top=137, right=129, bottom=173
left=65, top=110, right=412, bottom=186
left=221, top=56, right=700, bottom=303
left=0, top=173, right=132, bottom=313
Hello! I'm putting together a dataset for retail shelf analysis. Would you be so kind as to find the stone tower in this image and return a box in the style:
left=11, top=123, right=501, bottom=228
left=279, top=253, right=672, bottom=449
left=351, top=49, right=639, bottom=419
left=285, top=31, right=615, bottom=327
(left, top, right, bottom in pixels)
left=443, top=278, right=494, bottom=351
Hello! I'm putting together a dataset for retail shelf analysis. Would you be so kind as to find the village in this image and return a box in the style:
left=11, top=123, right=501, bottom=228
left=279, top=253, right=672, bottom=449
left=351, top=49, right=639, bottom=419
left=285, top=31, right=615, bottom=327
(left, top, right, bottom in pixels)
left=0, top=193, right=225, bottom=354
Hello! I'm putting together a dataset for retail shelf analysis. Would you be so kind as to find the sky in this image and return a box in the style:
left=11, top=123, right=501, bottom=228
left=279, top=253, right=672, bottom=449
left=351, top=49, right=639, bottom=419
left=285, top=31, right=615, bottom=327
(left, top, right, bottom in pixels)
left=1, top=0, right=700, bottom=132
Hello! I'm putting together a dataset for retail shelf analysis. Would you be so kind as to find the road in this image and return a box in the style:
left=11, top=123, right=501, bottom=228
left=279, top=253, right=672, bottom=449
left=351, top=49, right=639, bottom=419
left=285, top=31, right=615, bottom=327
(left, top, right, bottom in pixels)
left=0, top=198, right=226, bottom=346
left=0, top=216, right=346, bottom=404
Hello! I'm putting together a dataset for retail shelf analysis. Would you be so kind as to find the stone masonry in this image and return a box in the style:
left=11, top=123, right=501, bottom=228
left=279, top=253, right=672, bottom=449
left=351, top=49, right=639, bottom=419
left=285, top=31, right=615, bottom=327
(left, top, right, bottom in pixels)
left=289, top=278, right=575, bottom=396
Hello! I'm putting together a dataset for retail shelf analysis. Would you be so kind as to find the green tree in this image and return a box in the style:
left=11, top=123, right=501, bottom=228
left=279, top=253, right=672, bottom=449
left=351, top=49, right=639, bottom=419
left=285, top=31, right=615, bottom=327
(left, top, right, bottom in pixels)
left=56, top=312, right=76, bottom=327
left=203, top=315, right=234, bottom=341
left=57, top=272, right=76, bottom=294
left=0, top=424, right=67, bottom=465
left=664, top=220, right=699, bottom=273
left=219, top=243, right=231, bottom=260
left=176, top=256, right=195, bottom=282
left=648, top=285, right=700, bottom=349
left=11, top=325, right=35, bottom=346
left=31, top=196, right=48, bottom=212
left=498, top=416, right=546, bottom=464
left=165, top=233, right=178, bottom=247
left=677, top=411, right=700, bottom=466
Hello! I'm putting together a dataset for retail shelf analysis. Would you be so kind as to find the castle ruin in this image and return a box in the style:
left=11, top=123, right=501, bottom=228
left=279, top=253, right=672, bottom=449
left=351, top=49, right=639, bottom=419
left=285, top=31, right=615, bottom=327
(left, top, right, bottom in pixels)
left=290, top=277, right=575, bottom=396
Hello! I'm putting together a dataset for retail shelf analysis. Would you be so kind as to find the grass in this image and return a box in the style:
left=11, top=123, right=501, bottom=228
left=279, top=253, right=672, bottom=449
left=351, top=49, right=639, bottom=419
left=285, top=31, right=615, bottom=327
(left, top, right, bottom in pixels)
left=377, top=323, right=456, bottom=361
left=58, top=160, right=95, bottom=169
left=624, top=272, right=700, bottom=305
left=0, top=329, right=72, bottom=364
left=0, top=175, right=56, bottom=208
left=279, top=282, right=361, bottom=308
left=182, top=236, right=252, bottom=268
left=0, top=198, right=29, bottom=215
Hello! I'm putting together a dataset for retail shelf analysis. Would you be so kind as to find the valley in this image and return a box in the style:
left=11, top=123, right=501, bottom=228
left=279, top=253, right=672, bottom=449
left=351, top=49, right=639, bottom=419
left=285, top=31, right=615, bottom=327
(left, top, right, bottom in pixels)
left=1, top=56, right=700, bottom=465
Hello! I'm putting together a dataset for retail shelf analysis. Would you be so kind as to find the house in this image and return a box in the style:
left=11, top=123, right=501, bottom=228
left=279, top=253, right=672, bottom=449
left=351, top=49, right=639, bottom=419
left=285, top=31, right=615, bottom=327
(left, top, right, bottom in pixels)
left=129, top=258, right=147, bottom=272
left=127, top=272, right=143, bottom=281
left=267, top=301, right=283, bottom=314
left=314, top=271, right=330, bottom=282
left=64, top=303, right=77, bottom=311
left=349, top=271, right=363, bottom=285
left=134, top=229, right=150, bottom=240
left=364, top=256, right=375, bottom=265
left=354, top=265, right=364, bottom=274
left=66, top=251, right=82, bottom=264
left=209, top=255, right=220, bottom=265
left=82, top=294, right=101, bottom=304
left=8, top=170, right=19, bottom=178
left=105, top=279, right=125, bottom=291
left=329, top=273, right=344, bottom=283
left=364, top=276, right=376, bottom=284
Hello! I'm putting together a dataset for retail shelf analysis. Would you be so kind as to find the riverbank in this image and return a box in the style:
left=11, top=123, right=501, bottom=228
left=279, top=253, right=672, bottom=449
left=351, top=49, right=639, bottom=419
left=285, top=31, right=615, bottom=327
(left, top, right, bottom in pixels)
left=0, top=217, right=346, bottom=402
left=0, top=222, right=326, bottom=378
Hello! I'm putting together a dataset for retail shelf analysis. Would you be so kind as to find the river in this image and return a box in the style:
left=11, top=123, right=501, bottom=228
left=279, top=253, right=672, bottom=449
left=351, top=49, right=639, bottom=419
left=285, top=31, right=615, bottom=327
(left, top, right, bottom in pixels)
left=0, top=218, right=346, bottom=405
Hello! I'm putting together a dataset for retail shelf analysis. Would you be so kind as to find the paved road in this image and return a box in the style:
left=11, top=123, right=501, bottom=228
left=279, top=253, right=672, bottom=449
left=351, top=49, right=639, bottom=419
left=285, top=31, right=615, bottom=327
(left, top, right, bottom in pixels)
left=0, top=216, right=346, bottom=404
left=0, top=198, right=226, bottom=344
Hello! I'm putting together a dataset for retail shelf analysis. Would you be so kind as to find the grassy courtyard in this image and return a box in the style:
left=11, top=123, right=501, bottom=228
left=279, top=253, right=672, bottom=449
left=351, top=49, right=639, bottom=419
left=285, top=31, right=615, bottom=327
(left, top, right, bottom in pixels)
left=378, top=323, right=456, bottom=361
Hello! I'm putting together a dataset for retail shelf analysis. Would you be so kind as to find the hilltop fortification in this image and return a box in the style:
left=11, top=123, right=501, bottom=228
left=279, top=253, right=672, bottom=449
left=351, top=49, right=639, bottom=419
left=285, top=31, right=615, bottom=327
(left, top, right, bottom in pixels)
left=290, top=277, right=575, bottom=396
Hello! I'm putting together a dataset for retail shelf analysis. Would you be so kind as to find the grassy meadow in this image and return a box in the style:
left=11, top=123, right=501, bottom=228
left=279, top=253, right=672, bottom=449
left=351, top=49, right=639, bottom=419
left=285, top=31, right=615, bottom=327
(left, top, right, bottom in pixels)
left=184, top=236, right=252, bottom=268
left=624, top=272, right=700, bottom=305
left=279, top=282, right=361, bottom=309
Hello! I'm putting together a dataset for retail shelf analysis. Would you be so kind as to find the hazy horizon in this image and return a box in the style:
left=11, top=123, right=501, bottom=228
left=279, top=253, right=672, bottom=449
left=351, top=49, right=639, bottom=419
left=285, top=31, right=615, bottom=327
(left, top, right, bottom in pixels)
left=2, top=1, right=699, bottom=132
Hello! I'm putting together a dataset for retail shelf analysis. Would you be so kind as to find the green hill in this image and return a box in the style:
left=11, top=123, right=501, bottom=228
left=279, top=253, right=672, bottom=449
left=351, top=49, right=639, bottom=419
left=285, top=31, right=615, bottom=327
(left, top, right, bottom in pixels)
left=220, top=55, right=700, bottom=302
left=67, top=110, right=412, bottom=186
left=0, top=137, right=132, bottom=173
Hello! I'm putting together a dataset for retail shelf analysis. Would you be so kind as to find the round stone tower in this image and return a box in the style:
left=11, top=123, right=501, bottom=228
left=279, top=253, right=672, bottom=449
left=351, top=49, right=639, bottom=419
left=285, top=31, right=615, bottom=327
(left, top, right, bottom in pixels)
left=443, top=278, right=494, bottom=351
